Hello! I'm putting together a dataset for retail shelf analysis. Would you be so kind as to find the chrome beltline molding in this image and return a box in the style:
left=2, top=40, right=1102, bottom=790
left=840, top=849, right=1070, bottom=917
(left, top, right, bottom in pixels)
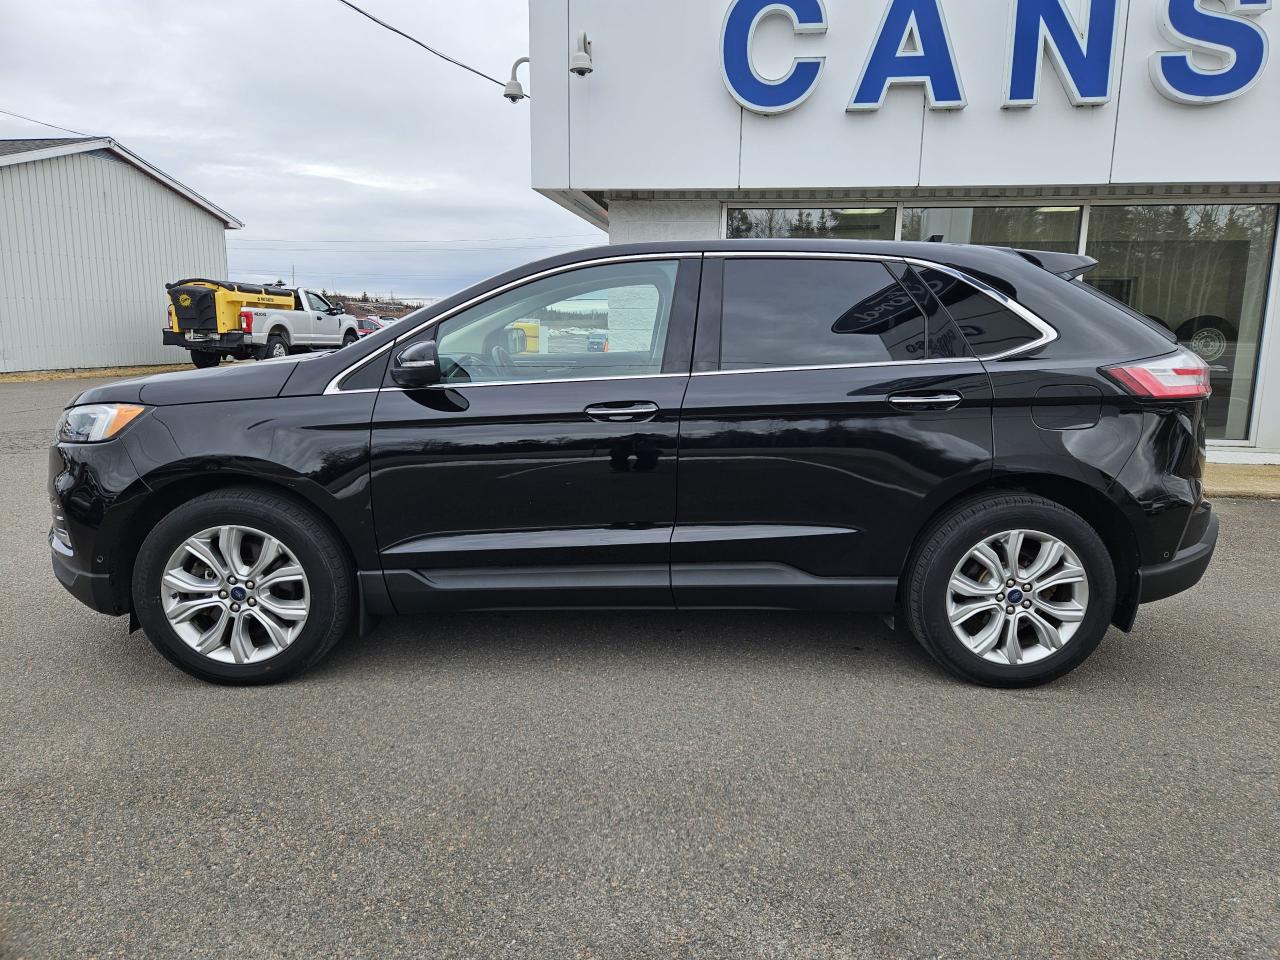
left=324, top=250, right=1058, bottom=395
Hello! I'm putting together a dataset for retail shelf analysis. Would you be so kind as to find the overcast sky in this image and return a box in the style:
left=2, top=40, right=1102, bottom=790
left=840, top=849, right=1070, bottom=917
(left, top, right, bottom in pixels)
left=0, top=0, right=605, bottom=301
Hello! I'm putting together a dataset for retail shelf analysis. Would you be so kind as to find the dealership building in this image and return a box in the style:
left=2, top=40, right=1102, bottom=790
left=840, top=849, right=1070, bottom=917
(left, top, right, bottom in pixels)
left=527, top=0, right=1280, bottom=461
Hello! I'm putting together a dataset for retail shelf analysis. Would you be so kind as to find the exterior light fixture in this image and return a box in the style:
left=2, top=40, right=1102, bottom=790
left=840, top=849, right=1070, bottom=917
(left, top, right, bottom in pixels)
left=569, top=32, right=593, bottom=76
left=504, top=56, right=530, bottom=102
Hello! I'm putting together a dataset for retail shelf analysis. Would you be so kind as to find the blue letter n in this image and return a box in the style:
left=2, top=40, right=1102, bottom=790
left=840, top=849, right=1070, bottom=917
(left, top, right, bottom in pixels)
left=1006, top=0, right=1121, bottom=107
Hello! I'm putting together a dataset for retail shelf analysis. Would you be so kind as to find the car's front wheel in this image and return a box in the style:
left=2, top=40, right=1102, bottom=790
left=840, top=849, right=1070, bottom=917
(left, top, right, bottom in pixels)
left=906, top=494, right=1116, bottom=687
left=132, top=488, right=354, bottom=684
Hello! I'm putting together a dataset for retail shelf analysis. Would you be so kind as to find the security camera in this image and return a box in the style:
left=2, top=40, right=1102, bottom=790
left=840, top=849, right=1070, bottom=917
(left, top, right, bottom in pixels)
left=569, top=32, right=593, bottom=76
left=504, top=56, right=530, bottom=103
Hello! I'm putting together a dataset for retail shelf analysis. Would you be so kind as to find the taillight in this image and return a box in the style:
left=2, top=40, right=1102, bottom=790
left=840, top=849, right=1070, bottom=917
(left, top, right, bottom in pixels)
left=239, top=310, right=254, bottom=334
left=1104, top=348, right=1211, bottom=399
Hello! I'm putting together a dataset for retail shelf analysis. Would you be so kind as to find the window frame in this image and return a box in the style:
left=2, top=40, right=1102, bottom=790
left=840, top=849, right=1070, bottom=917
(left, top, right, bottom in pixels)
left=696, top=252, right=1056, bottom=376
left=325, top=254, right=702, bottom=395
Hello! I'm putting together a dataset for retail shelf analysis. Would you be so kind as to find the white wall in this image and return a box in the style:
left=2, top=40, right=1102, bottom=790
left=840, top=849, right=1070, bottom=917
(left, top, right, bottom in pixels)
left=0, top=150, right=229, bottom=372
left=533, top=0, right=1280, bottom=195
left=607, top=200, right=722, bottom=243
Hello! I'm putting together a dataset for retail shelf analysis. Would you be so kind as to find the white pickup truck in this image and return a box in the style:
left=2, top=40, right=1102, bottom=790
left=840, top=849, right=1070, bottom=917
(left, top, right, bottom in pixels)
left=164, top=280, right=362, bottom=367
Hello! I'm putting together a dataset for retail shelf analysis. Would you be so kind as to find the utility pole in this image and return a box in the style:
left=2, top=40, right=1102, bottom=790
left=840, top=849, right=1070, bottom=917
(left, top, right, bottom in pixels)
left=291, top=264, right=296, bottom=286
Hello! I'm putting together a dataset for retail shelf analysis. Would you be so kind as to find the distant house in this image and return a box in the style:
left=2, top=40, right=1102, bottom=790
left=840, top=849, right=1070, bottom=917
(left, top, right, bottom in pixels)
left=0, top=138, right=241, bottom=372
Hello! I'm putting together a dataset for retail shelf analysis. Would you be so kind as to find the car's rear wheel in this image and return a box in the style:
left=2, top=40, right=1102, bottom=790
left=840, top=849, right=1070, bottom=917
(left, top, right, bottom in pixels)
left=132, top=488, right=354, bottom=684
left=189, top=351, right=220, bottom=369
left=905, top=494, right=1116, bottom=687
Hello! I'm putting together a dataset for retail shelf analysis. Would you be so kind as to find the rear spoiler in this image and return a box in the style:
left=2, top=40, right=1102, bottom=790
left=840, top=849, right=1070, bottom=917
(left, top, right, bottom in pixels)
left=1013, top=249, right=1098, bottom=280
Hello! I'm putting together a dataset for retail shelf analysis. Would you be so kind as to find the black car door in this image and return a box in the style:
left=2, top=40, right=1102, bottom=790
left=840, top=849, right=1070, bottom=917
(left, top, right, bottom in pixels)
left=672, top=254, right=995, bottom=609
left=368, top=255, right=701, bottom=612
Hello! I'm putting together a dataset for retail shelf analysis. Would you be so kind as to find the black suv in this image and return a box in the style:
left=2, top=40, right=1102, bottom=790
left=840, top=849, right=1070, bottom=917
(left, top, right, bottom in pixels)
left=49, top=241, right=1218, bottom=687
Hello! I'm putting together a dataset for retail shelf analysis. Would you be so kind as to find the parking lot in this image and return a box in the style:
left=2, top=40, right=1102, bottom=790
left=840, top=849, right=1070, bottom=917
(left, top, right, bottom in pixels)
left=0, top=375, right=1276, bottom=959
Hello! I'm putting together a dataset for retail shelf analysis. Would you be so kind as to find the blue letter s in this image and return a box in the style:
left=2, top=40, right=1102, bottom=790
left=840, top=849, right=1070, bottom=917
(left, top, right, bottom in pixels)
left=1150, top=0, right=1272, bottom=104
left=1006, top=0, right=1121, bottom=106
left=721, top=0, right=829, bottom=115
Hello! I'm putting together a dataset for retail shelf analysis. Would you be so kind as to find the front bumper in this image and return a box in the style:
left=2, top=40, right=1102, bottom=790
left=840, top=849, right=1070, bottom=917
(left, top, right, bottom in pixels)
left=51, top=535, right=124, bottom=615
left=48, top=438, right=149, bottom=618
left=1138, top=510, right=1219, bottom=603
left=163, top=330, right=247, bottom=352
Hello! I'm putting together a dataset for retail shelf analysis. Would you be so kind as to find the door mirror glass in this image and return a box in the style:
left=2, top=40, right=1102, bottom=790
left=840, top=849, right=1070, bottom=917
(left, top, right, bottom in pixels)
left=391, top=340, right=441, bottom=388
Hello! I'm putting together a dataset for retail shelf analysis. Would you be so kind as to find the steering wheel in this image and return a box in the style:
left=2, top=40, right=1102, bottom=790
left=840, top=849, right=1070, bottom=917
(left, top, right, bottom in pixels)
left=489, top=344, right=516, bottom=376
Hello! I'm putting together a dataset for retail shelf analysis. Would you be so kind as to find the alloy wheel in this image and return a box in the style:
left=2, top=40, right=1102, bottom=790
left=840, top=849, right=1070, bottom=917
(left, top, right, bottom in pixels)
left=161, top=525, right=310, bottom=664
left=946, top=528, right=1090, bottom=666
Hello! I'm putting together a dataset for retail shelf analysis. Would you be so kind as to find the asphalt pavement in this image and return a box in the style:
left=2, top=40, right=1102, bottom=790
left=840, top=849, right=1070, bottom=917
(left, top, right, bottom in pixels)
left=0, top=377, right=1276, bottom=959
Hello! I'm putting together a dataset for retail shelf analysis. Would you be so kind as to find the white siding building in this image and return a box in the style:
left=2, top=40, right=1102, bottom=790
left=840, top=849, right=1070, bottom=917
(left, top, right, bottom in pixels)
left=0, top=138, right=240, bottom=372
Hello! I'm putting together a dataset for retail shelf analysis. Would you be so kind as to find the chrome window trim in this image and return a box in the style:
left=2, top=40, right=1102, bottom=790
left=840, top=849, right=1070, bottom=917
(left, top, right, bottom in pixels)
left=711, top=251, right=1059, bottom=365
left=324, top=253, right=689, bottom=395
left=325, top=249, right=1058, bottom=394
left=901, top=257, right=1059, bottom=361
left=692, top=356, right=976, bottom=377
left=347, top=372, right=692, bottom=395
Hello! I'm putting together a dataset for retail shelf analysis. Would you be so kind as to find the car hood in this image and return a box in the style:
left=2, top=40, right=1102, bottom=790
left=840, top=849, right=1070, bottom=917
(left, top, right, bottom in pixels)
left=70, top=358, right=301, bottom=408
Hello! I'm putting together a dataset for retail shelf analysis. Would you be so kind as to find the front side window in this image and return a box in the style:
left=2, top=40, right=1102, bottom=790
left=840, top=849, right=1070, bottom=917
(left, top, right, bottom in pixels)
left=719, top=259, right=927, bottom=370
left=432, top=261, right=679, bottom=384
left=306, top=292, right=331, bottom=312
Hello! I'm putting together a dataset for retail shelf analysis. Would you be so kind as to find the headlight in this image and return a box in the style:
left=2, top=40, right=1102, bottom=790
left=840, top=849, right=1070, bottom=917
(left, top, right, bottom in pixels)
left=56, top=403, right=147, bottom=443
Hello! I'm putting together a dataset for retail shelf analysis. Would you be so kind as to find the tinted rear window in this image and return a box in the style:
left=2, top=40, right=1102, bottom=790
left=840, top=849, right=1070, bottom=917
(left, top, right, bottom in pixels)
left=914, top=267, right=1042, bottom=358
left=720, top=259, right=927, bottom=369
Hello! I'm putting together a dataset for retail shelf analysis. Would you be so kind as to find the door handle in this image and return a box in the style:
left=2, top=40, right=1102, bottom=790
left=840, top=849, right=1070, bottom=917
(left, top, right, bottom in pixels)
left=888, top=392, right=963, bottom=412
left=584, top=401, right=659, bottom=423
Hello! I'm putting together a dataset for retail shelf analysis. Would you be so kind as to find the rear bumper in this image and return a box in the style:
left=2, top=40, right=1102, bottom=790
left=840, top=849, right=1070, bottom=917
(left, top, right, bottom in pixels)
left=163, top=331, right=248, bottom=351
left=1138, top=511, right=1219, bottom=604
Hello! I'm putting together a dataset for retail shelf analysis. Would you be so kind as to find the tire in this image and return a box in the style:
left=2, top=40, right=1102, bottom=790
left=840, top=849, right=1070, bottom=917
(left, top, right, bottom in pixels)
left=905, top=494, right=1116, bottom=688
left=341, top=330, right=358, bottom=347
left=132, top=487, right=354, bottom=684
left=1174, top=315, right=1234, bottom=364
left=261, top=334, right=290, bottom=361
left=190, top=351, right=221, bottom=369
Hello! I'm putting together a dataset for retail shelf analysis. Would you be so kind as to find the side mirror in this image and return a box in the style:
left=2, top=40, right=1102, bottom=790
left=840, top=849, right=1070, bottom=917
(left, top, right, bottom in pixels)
left=327, top=306, right=343, bottom=316
left=391, top=340, right=441, bottom=388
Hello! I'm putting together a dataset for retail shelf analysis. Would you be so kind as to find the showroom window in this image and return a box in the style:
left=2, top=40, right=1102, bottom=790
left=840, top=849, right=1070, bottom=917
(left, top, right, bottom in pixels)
left=1086, top=204, right=1278, bottom=441
left=901, top=206, right=1083, bottom=252
left=727, top=207, right=896, bottom=241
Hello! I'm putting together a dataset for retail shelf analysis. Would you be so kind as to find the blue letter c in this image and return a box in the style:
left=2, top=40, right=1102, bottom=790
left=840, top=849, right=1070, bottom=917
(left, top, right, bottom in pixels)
left=721, top=0, right=828, bottom=115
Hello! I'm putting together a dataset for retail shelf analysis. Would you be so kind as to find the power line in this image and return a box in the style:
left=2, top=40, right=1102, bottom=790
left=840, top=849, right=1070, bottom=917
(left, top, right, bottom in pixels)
left=333, top=0, right=506, bottom=89
left=0, top=107, right=93, bottom=137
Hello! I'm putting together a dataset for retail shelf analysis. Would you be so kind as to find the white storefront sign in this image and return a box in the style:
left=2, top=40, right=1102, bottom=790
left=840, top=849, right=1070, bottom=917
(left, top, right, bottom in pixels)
left=530, top=0, right=1279, bottom=192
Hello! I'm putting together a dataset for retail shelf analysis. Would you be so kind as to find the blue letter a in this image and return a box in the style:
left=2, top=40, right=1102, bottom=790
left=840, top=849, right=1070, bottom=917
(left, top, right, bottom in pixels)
left=1006, top=0, right=1121, bottom=107
left=849, top=0, right=966, bottom=111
